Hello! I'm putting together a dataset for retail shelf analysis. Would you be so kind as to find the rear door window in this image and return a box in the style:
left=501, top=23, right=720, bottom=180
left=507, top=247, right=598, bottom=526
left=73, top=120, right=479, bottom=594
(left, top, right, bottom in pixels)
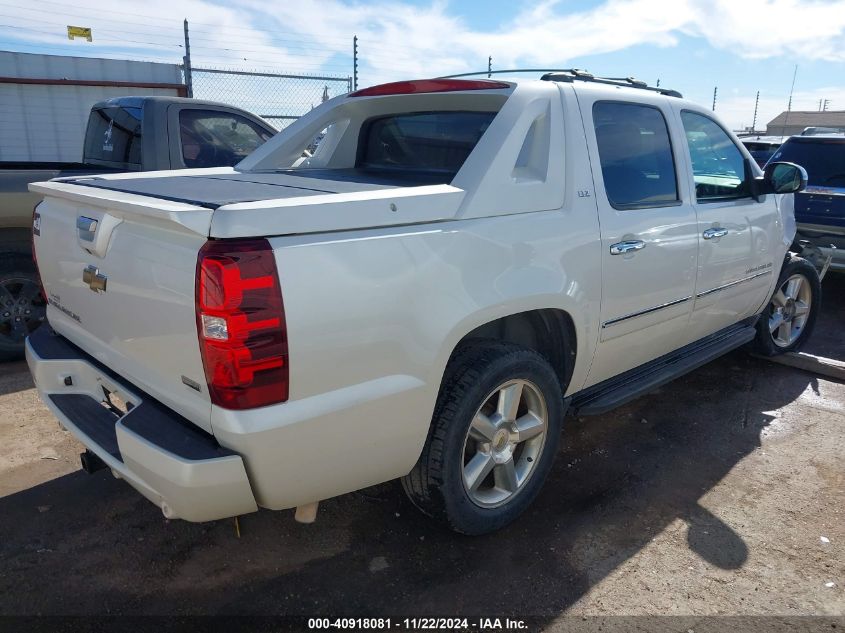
left=358, top=111, right=496, bottom=175
left=83, top=106, right=143, bottom=166
left=592, top=102, right=679, bottom=208
left=179, top=110, right=275, bottom=168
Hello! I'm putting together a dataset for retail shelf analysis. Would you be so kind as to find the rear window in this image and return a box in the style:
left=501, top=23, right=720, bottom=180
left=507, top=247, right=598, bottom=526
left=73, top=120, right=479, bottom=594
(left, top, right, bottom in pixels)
left=771, top=139, right=845, bottom=187
left=83, top=106, right=143, bottom=167
left=358, top=111, right=496, bottom=174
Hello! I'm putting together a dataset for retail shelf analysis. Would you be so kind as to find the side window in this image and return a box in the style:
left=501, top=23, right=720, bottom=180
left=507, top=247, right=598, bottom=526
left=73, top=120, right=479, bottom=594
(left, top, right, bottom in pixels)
left=681, top=111, right=750, bottom=201
left=179, top=110, right=275, bottom=168
left=593, top=101, right=679, bottom=208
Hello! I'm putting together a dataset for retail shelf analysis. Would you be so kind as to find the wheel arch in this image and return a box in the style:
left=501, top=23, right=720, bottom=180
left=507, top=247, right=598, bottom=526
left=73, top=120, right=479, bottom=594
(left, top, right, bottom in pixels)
left=437, top=306, right=579, bottom=397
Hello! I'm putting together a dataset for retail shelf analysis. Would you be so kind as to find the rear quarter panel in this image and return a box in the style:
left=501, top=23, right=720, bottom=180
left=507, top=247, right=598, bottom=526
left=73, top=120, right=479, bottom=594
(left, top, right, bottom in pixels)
left=213, top=207, right=601, bottom=510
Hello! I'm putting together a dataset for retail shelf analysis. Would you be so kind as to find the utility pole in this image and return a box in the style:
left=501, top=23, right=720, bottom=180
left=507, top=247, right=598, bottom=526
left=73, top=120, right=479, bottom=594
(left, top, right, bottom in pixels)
left=487, top=56, right=492, bottom=78
left=712, top=86, right=717, bottom=111
left=183, top=19, right=193, bottom=98
left=752, top=91, right=760, bottom=131
left=352, top=36, right=358, bottom=91
left=656, top=78, right=660, bottom=87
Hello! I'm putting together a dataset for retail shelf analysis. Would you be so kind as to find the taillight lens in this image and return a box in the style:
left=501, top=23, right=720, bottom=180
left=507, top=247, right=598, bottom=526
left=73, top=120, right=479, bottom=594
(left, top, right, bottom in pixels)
left=195, top=239, right=288, bottom=409
left=32, top=204, right=46, bottom=300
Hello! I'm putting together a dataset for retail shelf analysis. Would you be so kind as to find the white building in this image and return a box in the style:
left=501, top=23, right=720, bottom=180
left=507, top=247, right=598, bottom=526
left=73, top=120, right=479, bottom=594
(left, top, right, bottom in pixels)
left=0, top=51, right=184, bottom=162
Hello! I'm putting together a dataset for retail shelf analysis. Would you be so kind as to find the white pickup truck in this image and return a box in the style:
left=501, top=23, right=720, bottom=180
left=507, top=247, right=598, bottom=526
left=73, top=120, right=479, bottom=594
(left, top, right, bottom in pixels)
left=26, top=73, right=819, bottom=535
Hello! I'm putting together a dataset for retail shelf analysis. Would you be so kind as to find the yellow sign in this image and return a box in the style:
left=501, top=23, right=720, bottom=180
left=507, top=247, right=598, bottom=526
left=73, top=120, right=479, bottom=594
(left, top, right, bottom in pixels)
left=67, top=26, right=92, bottom=42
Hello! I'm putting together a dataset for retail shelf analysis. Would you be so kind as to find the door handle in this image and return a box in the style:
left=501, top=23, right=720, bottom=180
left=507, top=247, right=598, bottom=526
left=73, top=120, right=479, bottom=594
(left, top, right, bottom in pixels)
left=609, top=240, right=646, bottom=255
left=703, top=227, right=728, bottom=239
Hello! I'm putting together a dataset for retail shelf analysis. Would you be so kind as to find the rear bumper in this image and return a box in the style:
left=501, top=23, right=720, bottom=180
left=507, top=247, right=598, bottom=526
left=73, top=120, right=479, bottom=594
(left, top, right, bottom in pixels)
left=25, top=326, right=258, bottom=522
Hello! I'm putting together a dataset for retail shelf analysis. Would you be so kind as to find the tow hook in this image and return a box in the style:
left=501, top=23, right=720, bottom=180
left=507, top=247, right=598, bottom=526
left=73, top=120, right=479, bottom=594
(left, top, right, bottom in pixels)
left=294, top=501, right=320, bottom=524
left=80, top=450, right=107, bottom=474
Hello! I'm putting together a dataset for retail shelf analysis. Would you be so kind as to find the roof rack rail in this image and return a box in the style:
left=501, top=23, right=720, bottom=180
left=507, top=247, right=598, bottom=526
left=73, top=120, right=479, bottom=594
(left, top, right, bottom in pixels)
left=438, top=68, right=585, bottom=79
left=437, top=68, right=682, bottom=98
left=541, top=71, right=682, bottom=98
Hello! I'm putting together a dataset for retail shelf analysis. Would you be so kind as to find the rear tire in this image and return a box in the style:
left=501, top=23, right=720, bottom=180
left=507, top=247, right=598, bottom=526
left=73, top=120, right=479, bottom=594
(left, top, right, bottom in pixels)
left=0, top=253, right=46, bottom=361
left=402, top=341, right=565, bottom=535
left=752, top=255, right=821, bottom=356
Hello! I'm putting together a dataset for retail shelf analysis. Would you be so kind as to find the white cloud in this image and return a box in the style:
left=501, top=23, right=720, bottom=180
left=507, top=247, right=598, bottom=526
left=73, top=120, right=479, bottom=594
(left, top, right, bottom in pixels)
left=3, top=0, right=845, bottom=128
left=683, top=0, right=845, bottom=61
left=239, top=0, right=845, bottom=78
left=6, top=0, right=845, bottom=71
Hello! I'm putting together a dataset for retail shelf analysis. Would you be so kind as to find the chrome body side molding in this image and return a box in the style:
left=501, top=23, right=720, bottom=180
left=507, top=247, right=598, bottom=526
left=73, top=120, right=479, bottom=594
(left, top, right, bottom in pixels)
left=602, top=296, right=692, bottom=328
left=696, top=269, right=772, bottom=299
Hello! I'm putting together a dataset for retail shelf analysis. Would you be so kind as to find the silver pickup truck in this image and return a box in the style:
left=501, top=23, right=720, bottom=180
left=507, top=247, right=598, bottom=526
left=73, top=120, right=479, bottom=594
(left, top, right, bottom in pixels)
left=0, top=96, right=276, bottom=360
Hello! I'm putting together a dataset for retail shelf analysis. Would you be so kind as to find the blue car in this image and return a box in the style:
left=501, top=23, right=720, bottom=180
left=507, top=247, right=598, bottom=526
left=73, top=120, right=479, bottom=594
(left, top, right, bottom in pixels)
left=769, top=134, right=845, bottom=274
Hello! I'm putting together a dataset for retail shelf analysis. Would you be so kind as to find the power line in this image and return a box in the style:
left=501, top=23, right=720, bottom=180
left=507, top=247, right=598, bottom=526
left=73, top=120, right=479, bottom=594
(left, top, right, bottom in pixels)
left=0, top=10, right=182, bottom=40
left=0, top=0, right=188, bottom=27
left=0, top=24, right=183, bottom=48
left=0, top=40, right=180, bottom=63
left=0, top=0, right=352, bottom=43
left=0, top=0, right=352, bottom=50
left=0, top=10, right=359, bottom=58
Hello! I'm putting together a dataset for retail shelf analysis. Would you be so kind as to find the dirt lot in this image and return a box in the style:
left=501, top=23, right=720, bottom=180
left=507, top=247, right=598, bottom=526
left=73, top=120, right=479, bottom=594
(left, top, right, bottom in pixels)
left=1, top=276, right=843, bottom=626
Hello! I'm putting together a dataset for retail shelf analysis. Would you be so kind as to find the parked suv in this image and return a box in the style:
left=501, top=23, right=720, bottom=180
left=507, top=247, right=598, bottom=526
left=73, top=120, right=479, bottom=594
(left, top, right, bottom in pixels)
left=769, top=134, right=845, bottom=273
left=741, top=135, right=783, bottom=168
left=26, top=73, right=818, bottom=535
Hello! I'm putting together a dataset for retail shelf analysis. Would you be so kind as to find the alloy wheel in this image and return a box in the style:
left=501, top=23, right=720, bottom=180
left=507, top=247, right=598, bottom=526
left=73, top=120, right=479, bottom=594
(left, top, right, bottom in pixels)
left=461, top=379, right=548, bottom=508
left=0, top=277, right=46, bottom=345
left=768, top=273, right=812, bottom=348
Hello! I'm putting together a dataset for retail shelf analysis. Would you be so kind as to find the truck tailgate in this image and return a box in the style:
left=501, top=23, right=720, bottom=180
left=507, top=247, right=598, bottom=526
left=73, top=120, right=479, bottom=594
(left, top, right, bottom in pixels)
left=28, top=167, right=465, bottom=435
left=30, top=184, right=215, bottom=432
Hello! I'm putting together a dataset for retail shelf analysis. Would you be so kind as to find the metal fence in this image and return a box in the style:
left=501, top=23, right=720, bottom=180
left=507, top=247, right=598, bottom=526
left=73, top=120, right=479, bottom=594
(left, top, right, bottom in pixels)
left=189, top=67, right=352, bottom=130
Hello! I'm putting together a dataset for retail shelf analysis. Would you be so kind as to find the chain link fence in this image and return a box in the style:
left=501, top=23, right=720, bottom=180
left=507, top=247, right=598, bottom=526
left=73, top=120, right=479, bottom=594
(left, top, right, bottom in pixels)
left=189, top=67, right=352, bottom=131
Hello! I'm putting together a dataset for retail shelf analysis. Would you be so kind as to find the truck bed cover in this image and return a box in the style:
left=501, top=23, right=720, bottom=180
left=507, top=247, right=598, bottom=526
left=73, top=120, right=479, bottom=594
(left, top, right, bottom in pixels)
left=65, top=168, right=453, bottom=209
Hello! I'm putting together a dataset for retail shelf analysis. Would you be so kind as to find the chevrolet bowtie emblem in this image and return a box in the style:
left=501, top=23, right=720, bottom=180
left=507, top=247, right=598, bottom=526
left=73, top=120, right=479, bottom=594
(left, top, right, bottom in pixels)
left=82, top=265, right=108, bottom=293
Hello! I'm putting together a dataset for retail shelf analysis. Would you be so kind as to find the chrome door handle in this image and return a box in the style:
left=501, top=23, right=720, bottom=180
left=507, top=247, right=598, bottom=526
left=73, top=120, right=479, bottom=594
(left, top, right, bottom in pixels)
left=703, top=227, right=728, bottom=239
left=609, top=240, right=646, bottom=255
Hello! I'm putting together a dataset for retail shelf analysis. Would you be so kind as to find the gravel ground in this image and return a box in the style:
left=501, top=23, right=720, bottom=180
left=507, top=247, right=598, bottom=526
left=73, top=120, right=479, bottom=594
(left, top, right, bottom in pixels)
left=0, top=276, right=843, bottom=626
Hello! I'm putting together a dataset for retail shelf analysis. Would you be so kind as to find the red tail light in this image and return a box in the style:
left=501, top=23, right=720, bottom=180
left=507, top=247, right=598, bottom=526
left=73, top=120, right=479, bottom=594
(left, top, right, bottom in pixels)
left=348, top=79, right=510, bottom=97
left=196, top=239, right=288, bottom=409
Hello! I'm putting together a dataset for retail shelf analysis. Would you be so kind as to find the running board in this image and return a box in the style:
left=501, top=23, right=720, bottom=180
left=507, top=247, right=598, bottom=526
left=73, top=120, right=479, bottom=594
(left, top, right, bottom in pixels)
left=571, top=322, right=757, bottom=416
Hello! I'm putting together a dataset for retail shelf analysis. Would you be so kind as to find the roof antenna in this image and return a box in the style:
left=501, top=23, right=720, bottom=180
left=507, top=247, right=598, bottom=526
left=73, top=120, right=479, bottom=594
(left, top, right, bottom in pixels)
left=783, top=64, right=798, bottom=135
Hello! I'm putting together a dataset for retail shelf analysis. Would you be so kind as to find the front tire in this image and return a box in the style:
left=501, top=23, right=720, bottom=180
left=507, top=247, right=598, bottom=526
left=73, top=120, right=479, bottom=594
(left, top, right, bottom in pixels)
left=402, top=341, right=565, bottom=535
left=752, top=255, right=821, bottom=356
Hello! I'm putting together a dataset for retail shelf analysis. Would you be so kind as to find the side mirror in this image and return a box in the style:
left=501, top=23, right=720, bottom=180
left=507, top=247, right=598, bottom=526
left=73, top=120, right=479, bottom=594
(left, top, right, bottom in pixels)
left=762, top=161, right=808, bottom=194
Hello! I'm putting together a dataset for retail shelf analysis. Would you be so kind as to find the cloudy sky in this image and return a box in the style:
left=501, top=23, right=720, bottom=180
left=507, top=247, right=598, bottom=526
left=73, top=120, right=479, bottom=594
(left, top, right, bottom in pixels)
left=3, top=0, right=845, bottom=129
